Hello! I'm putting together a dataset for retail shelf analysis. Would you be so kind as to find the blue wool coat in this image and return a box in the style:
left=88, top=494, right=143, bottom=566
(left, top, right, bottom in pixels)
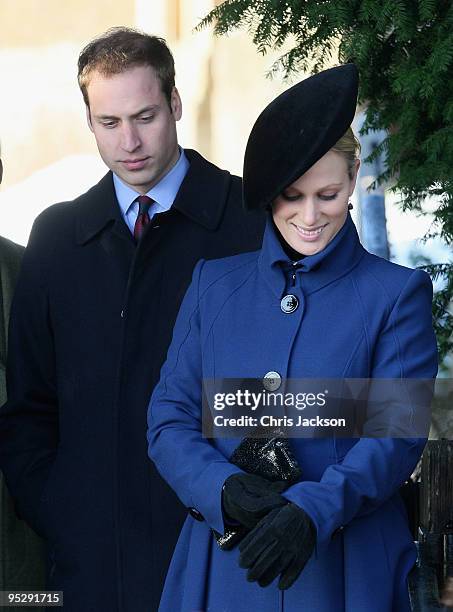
left=147, top=214, right=438, bottom=612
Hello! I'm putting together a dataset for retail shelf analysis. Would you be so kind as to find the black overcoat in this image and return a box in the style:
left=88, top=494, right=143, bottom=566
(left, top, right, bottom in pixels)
left=0, top=150, right=265, bottom=612
left=0, top=236, right=46, bottom=609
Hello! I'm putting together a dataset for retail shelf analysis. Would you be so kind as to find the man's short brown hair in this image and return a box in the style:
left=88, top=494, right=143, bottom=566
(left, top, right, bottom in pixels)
left=78, top=27, right=175, bottom=107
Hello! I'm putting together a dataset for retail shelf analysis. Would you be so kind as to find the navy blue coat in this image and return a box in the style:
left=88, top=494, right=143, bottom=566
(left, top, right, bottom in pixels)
left=0, top=150, right=265, bottom=612
left=148, top=214, right=438, bottom=611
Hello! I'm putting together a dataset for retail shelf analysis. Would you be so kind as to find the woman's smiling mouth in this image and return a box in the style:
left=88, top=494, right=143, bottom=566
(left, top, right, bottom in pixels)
left=292, top=223, right=328, bottom=239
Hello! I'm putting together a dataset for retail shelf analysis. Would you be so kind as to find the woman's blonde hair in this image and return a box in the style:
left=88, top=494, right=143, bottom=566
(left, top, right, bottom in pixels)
left=331, top=127, right=361, bottom=178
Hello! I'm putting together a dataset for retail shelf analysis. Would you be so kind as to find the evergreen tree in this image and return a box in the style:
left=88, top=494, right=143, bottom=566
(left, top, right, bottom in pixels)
left=199, top=0, right=453, bottom=362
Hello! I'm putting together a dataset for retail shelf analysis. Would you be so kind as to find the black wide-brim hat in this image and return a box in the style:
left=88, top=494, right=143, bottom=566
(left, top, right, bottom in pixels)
left=243, top=64, right=359, bottom=210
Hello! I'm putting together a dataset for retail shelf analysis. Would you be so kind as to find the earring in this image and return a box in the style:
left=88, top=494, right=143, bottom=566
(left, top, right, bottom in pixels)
left=348, top=202, right=353, bottom=210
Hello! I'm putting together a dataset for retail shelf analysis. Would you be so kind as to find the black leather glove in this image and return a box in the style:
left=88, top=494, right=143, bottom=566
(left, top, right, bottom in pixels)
left=238, top=502, right=316, bottom=590
left=222, top=473, right=288, bottom=529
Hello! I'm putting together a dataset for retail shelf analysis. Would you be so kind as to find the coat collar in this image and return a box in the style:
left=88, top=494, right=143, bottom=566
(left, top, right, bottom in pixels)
left=258, top=213, right=366, bottom=297
left=75, top=172, right=125, bottom=245
left=76, top=149, right=233, bottom=245
left=171, top=149, right=232, bottom=231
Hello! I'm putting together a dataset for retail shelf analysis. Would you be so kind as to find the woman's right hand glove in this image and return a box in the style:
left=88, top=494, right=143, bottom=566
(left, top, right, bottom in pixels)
left=238, top=502, right=316, bottom=590
left=222, top=473, right=288, bottom=529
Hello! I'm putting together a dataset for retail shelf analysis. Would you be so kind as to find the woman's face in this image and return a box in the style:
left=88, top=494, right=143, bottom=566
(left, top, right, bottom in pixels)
left=272, top=150, right=359, bottom=256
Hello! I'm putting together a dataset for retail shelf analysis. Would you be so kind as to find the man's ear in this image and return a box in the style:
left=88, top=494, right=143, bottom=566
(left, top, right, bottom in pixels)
left=0, top=158, right=3, bottom=185
left=171, top=87, right=182, bottom=122
left=86, top=105, right=94, bottom=132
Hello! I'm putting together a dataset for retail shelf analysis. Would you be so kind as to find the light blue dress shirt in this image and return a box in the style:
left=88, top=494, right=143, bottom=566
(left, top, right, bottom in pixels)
left=112, top=148, right=190, bottom=234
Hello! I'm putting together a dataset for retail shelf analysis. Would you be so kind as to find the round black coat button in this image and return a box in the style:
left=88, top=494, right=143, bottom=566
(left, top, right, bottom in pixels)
left=280, top=294, right=299, bottom=313
left=188, top=508, right=204, bottom=521
left=263, top=371, right=282, bottom=391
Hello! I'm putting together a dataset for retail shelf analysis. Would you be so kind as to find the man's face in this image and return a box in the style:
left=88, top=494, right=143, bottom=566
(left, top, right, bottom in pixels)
left=86, top=65, right=182, bottom=194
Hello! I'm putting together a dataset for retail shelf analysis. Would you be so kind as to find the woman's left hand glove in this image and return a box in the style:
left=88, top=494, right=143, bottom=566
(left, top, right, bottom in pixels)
left=238, top=502, right=316, bottom=590
left=222, top=473, right=288, bottom=529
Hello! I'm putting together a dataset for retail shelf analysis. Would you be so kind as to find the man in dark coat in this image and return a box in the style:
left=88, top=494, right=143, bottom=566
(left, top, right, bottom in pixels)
left=0, top=28, right=264, bottom=612
left=0, top=147, right=46, bottom=610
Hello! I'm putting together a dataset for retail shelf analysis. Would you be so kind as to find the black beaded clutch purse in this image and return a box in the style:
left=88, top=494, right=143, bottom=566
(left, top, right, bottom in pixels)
left=214, top=433, right=302, bottom=550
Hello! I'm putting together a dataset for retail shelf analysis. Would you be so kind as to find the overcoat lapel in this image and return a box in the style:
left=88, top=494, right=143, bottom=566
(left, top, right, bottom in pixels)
left=75, top=171, right=135, bottom=284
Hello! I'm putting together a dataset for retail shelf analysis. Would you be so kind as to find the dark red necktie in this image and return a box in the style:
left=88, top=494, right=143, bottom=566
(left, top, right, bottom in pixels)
left=134, top=195, right=153, bottom=242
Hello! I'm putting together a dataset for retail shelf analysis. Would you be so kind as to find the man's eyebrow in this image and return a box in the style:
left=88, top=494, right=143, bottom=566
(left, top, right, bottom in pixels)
left=94, top=105, right=160, bottom=120
left=93, top=114, right=119, bottom=121
left=131, top=105, right=160, bottom=118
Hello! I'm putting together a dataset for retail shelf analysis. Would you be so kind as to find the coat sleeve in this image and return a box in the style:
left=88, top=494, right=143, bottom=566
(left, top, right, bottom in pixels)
left=281, top=269, right=438, bottom=554
left=147, top=260, right=242, bottom=534
left=0, top=212, right=59, bottom=538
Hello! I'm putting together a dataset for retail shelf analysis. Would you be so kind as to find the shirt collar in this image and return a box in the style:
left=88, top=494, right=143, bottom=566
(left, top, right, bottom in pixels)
left=112, top=147, right=189, bottom=215
left=75, top=149, right=235, bottom=245
left=258, top=212, right=366, bottom=298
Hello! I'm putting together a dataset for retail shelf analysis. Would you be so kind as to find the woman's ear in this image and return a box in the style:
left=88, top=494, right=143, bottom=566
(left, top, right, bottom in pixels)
left=349, top=158, right=360, bottom=196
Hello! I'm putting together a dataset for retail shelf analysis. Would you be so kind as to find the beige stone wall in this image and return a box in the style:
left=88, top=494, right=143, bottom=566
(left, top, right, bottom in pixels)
left=0, top=0, right=301, bottom=243
left=0, top=2, right=136, bottom=240
left=0, top=1, right=133, bottom=47
left=0, top=0, right=136, bottom=187
left=160, top=0, right=300, bottom=174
